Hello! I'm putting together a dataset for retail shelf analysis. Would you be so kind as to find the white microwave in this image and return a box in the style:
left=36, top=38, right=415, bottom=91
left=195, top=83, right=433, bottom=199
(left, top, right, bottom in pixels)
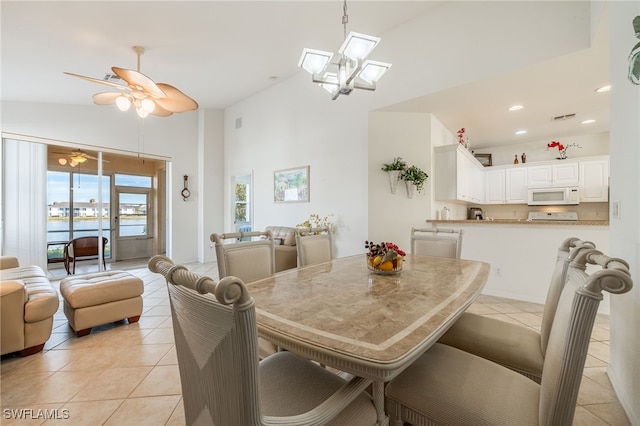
left=527, top=186, right=579, bottom=206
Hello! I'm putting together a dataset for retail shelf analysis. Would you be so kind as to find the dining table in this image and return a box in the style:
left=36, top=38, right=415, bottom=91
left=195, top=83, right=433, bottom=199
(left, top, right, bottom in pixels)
left=246, top=253, right=490, bottom=426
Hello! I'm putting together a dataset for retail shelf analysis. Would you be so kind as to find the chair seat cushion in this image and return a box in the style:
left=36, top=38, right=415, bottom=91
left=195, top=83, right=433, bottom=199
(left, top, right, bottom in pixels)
left=260, top=351, right=377, bottom=425
left=385, top=343, right=540, bottom=426
left=60, top=271, right=143, bottom=308
left=438, top=312, right=544, bottom=380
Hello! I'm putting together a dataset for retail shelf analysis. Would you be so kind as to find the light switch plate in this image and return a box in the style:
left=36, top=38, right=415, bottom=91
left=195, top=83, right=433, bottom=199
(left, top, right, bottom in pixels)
left=611, top=200, right=621, bottom=218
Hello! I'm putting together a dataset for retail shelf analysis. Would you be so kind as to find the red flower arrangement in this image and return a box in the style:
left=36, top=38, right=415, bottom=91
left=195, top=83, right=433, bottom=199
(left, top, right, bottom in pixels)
left=547, top=141, right=581, bottom=159
left=457, top=128, right=465, bottom=145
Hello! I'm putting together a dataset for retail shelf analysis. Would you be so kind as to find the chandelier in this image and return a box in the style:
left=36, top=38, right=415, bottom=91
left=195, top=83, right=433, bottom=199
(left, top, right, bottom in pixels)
left=298, top=0, right=391, bottom=100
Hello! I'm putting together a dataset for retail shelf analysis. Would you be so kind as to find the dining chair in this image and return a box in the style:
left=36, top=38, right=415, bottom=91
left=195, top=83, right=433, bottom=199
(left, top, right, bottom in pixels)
left=148, top=255, right=377, bottom=426
left=211, top=230, right=277, bottom=358
left=385, top=248, right=632, bottom=426
left=295, top=226, right=332, bottom=267
left=438, top=237, right=594, bottom=382
left=410, top=227, right=463, bottom=258
left=210, top=231, right=275, bottom=283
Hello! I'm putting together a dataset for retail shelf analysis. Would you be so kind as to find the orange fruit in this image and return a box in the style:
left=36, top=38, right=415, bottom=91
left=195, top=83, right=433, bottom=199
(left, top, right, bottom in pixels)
left=378, top=260, right=393, bottom=271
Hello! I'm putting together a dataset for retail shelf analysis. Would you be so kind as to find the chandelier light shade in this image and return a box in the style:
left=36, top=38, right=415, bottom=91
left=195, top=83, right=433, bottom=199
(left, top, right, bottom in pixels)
left=298, top=1, right=391, bottom=100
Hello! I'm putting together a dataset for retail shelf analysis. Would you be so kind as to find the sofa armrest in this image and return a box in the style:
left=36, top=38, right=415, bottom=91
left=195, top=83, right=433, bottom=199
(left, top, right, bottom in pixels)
left=1, top=280, right=27, bottom=354
left=0, top=256, right=20, bottom=270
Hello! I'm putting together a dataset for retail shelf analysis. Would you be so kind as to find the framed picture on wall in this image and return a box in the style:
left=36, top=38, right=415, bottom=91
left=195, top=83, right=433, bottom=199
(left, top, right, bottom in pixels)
left=474, top=153, right=492, bottom=167
left=274, top=166, right=310, bottom=203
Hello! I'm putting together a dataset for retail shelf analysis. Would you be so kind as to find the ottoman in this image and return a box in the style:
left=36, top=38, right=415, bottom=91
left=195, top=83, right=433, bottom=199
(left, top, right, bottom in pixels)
left=60, top=271, right=144, bottom=337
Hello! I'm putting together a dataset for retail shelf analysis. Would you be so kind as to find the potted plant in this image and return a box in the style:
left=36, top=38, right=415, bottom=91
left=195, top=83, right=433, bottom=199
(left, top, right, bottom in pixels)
left=381, top=157, right=407, bottom=194
left=401, top=165, right=428, bottom=198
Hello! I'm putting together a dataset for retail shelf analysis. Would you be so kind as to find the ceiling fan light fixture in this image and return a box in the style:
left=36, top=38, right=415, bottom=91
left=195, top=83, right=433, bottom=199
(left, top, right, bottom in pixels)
left=58, top=158, right=68, bottom=165
left=70, top=155, right=87, bottom=164
left=116, top=95, right=131, bottom=111
left=141, top=98, right=155, bottom=113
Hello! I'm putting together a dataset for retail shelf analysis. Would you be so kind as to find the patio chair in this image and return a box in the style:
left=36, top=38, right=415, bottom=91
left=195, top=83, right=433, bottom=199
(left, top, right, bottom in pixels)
left=295, top=226, right=332, bottom=267
left=385, top=248, right=633, bottom=426
left=63, top=236, right=108, bottom=275
left=410, top=227, right=463, bottom=259
left=148, top=255, right=377, bottom=426
left=438, top=237, right=595, bottom=382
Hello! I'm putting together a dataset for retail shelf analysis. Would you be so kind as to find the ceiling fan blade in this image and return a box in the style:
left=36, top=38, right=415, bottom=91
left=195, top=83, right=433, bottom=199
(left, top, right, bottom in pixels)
left=112, top=67, right=166, bottom=98
left=150, top=103, right=173, bottom=117
left=64, top=72, right=128, bottom=90
left=92, top=92, right=122, bottom=105
left=154, top=83, right=199, bottom=113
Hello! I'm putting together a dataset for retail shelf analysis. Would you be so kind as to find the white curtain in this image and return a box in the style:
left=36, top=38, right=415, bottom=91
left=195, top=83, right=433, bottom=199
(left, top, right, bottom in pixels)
left=1, top=138, right=48, bottom=268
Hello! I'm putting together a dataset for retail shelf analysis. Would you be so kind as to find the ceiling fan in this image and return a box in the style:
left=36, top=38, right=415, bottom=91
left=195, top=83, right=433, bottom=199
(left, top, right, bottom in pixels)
left=53, top=149, right=109, bottom=167
left=64, top=46, right=198, bottom=118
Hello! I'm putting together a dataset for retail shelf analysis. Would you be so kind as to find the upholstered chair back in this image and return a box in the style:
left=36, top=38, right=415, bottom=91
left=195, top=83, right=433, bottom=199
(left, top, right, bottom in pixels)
left=295, top=227, right=332, bottom=267
left=410, top=227, right=463, bottom=259
left=538, top=249, right=632, bottom=425
left=539, top=237, right=595, bottom=353
left=211, top=231, right=275, bottom=283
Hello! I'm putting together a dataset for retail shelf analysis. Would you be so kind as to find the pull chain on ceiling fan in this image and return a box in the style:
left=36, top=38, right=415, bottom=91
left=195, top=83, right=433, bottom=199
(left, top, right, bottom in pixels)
left=65, top=46, right=198, bottom=118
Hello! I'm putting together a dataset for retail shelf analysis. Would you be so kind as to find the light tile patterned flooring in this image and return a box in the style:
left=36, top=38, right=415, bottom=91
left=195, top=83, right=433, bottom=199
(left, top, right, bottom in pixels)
left=0, top=260, right=631, bottom=425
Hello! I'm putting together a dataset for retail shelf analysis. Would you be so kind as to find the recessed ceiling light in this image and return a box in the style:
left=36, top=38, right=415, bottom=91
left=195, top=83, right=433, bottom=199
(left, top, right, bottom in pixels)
left=515, top=130, right=527, bottom=135
left=508, top=105, right=524, bottom=111
left=595, top=85, right=611, bottom=93
left=581, top=119, right=596, bottom=124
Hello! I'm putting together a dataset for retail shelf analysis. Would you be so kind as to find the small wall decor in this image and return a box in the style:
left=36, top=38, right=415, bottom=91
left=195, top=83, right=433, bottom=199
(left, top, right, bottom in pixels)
left=629, top=16, right=640, bottom=84
left=474, top=153, right=492, bottom=167
left=181, top=175, right=191, bottom=201
left=274, top=166, right=310, bottom=203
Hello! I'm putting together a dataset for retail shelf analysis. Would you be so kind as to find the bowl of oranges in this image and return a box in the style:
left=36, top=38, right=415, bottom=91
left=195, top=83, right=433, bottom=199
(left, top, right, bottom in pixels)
left=365, top=241, right=406, bottom=275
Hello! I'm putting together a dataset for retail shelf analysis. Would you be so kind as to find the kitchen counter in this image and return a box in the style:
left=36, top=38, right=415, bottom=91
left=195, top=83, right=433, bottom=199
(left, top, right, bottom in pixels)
left=427, top=219, right=609, bottom=226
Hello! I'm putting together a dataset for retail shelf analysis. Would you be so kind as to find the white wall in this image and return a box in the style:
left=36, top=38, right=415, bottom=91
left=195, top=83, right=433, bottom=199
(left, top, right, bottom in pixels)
left=368, top=112, right=432, bottom=251
left=608, top=2, right=640, bottom=423
left=1, top=102, right=223, bottom=264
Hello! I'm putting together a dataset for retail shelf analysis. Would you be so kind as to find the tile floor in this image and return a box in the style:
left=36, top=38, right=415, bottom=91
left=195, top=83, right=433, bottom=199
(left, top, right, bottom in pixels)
left=0, top=260, right=631, bottom=425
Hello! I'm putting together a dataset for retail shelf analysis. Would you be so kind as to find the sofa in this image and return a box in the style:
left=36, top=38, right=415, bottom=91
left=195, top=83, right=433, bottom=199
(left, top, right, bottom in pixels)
left=265, top=226, right=298, bottom=272
left=1, top=256, right=60, bottom=356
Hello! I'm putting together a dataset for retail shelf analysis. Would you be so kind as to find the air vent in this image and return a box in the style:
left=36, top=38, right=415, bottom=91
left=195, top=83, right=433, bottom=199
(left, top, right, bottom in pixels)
left=103, top=73, right=122, bottom=82
left=552, top=113, right=576, bottom=121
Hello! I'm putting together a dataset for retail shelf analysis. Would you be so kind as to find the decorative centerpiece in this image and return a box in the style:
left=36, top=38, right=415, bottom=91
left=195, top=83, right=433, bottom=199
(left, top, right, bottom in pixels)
left=546, top=141, right=581, bottom=160
left=365, top=240, right=406, bottom=274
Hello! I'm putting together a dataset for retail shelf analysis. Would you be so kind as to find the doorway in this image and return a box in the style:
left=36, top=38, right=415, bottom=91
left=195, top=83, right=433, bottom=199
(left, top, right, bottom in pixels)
left=113, top=174, right=154, bottom=261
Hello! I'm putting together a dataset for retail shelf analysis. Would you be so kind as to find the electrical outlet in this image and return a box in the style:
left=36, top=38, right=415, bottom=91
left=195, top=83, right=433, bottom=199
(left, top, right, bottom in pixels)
left=612, top=201, right=621, bottom=218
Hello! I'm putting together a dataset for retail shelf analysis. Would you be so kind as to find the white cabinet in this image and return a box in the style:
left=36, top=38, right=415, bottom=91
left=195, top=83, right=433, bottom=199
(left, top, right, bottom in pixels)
left=435, top=145, right=484, bottom=203
left=527, top=161, right=579, bottom=187
left=579, top=157, right=609, bottom=202
left=484, top=169, right=505, bottom=204
left=505, top=167, right=528, bottom=204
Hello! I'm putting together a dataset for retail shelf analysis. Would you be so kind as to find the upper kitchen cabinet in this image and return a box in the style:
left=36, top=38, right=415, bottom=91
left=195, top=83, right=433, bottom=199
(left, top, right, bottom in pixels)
left=484, top=166, right=528, bottom=204
left=527, top=161, right=579, bottom=187
left=579, top=156, right=609, bottom=202
left=435, top=144, right=484, bottom=203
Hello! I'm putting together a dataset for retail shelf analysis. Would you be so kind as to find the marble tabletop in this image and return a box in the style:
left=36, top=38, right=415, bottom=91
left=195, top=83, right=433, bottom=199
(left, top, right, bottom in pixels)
left=247, top=254, right=490, bottom=379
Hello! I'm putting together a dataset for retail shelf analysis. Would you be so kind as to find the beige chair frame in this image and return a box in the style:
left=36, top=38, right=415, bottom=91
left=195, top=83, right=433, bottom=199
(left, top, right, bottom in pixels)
left=148, top=256, right=377, bottom=426
left=385, top=248, right=633, bottom=426
left=438, top=237, right=595, bottom=382
left=410, top=227, right=463, bottom=259
left=210, top=231, right=275, bottom=283
left=295, top=227, right=332, bottom=267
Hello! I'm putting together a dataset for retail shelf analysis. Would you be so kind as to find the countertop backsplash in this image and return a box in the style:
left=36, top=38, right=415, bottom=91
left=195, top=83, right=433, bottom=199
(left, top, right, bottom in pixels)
left=433, top=202, right=609, bottom=222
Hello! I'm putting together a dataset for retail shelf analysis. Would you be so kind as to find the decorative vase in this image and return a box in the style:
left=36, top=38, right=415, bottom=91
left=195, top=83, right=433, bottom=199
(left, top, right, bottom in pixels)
left=387, top=170, right=401, bottom=194
left=557, top=151, right=568, bottom=160
left=406, top=181, right=416, bottom=199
